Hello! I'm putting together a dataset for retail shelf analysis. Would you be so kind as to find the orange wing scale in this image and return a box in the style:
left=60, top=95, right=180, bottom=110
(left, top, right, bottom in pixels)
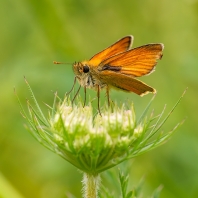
left=100, top=44, right=164, bottom=77
left=88, top=36, right=133, bottom=66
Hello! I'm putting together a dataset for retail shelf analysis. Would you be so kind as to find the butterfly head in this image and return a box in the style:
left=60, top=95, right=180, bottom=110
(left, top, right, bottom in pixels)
left=73, top=61, right=95, bottom=88
left=73, top=61, right=90, bottom=76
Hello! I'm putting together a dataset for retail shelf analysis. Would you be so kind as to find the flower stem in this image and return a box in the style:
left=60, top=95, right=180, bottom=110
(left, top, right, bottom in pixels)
left=82, top=173, right=100, bottom=198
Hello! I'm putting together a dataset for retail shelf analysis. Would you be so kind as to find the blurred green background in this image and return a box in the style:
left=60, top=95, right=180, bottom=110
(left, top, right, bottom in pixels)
left=0, top=0, right=198, bottom=197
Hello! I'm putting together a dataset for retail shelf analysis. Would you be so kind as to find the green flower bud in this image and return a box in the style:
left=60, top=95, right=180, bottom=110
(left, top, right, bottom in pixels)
left=15, top=80, right=185, bottom=198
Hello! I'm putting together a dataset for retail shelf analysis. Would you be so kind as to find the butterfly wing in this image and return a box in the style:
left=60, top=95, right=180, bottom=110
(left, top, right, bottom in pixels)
left=88, top=36, right=133, bottom=66
left=100, top=70, right=156, bottom=96
left=99, top=44, right=164, bottom=77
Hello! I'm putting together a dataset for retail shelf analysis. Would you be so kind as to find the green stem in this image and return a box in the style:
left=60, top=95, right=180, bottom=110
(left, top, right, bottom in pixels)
left=82, top=173, right=100, bottom=198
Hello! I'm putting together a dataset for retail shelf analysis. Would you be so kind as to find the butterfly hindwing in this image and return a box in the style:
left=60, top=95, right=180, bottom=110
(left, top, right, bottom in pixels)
left=99, top=70, right=156, bottom=96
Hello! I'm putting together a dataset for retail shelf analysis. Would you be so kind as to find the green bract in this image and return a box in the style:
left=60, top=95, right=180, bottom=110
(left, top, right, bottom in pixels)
left=16, top=79, right=184, bottom=176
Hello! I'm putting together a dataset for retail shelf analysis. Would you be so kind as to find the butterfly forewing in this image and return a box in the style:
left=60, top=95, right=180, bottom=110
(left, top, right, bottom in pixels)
left=88, top=36, right=133, bottom=66
left=99, top=43, right=164, bottom=77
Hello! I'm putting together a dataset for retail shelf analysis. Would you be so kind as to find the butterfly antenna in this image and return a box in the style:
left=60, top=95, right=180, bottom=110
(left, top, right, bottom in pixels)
left=53, top=61, right=72, bottom=65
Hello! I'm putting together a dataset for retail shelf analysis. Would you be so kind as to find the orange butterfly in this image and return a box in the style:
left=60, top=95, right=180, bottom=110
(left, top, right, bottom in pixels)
left=55, top=35, right=164, bottom=114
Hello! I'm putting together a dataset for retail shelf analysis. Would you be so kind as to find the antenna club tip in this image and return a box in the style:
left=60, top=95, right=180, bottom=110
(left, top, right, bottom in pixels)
left=53, top=61, right=72, bottom=65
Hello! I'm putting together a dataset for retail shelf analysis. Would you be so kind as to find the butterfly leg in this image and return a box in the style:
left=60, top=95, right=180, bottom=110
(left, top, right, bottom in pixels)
left=106, top=86, right=110, bottom=107
left=72, top=84, right=81, bottom=104
left=106, top=86, right=114, bottom=112
left=83, top=86, right=87, bottom=107
left=66, top=77, right=77, bottom=96
left=97, top=85, right=102, bottom=116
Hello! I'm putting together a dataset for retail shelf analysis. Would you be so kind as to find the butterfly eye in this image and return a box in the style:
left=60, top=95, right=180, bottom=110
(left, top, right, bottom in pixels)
left=83, top=65, right=90, bottom=73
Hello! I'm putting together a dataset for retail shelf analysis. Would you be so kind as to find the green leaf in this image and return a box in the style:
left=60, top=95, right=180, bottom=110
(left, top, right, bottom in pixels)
left=100, top=185, right=114, bottom=198
left=126, top=191, right=133, bottom=198
left=119, top=169, right=131, bottom=198
left=150, top=185, right=163, bottom=198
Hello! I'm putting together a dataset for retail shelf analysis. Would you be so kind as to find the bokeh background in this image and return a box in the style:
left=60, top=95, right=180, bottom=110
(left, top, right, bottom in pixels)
left=0, top=0, right=198, bottom=197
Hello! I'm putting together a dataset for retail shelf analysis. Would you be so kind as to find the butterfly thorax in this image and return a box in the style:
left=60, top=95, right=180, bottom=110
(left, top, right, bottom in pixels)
left=73, top=61, right=104, bottom=89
